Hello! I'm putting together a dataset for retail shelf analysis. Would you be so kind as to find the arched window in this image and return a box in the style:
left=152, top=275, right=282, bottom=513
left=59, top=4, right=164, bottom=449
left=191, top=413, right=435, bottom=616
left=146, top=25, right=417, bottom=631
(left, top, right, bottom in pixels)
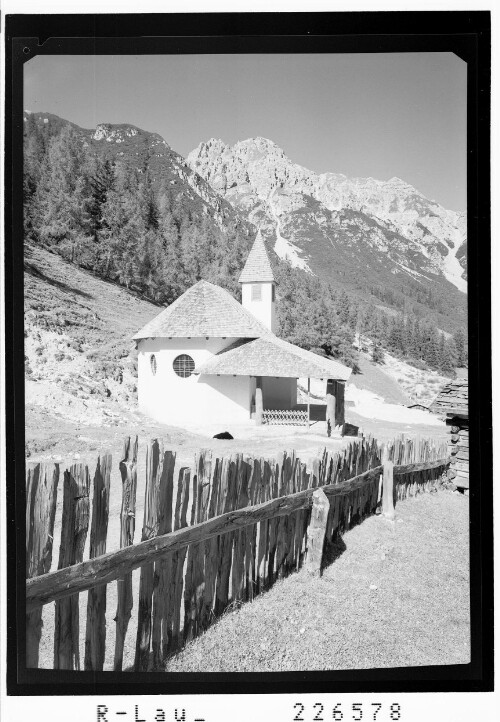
left=173, top=354, right=195, bottom=378
left=150, top=354, right=157, bottom=375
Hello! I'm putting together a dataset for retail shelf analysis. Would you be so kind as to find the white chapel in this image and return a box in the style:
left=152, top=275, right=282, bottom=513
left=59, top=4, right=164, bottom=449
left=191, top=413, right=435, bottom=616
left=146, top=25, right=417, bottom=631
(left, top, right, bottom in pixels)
left=133, top=231, right=351, bottom=428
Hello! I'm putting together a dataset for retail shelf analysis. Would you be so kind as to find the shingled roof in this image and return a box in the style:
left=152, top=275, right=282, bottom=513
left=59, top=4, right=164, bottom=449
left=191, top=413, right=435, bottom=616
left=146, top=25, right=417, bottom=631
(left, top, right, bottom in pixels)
left=196, top=335, right=352, bottom=381
left=429, top=378, right=468, bottom=417
left=133, top=280, right=272, bottom=340
left=238, top=230, right=276, bottom=284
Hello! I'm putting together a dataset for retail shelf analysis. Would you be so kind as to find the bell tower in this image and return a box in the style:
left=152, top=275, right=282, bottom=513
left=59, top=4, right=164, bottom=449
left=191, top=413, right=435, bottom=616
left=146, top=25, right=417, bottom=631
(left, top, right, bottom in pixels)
left=239, top=230, right=276, bottom=333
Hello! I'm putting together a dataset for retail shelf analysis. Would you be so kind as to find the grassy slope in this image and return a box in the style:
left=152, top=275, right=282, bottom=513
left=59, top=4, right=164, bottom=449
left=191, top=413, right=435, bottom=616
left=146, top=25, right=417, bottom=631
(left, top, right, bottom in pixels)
left=24, top=245, right=161, bottom=452
left=167, top=491, right=469, bottom=672
left=25, top=244, right=159, bottom=388
left=350, top=354, right=410, bottom=405
left=278, top=206, right=467, bottom=335
left=354, top=338, right=451, bottom=407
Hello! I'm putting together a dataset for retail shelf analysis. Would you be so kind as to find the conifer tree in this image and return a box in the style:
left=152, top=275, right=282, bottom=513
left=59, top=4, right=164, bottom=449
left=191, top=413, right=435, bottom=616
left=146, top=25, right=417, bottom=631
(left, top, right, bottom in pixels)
left=87, top=157, right=115, bottom=242
left=34, top=126, right=91, bottom=261
left=24, top=114, right=47, bottom=237
left=439, top=336, right=458, bottom=376
left=453, top=327, right=468, bottom=367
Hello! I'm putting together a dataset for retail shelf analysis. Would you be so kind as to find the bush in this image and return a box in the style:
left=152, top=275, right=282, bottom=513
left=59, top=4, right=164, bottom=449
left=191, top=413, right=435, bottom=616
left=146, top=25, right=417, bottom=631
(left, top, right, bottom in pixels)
left=371, top=343, right=384, bottom=364
left=309, top=346, right=327, bottom=358
left=410, top=359, right=428, bottom=371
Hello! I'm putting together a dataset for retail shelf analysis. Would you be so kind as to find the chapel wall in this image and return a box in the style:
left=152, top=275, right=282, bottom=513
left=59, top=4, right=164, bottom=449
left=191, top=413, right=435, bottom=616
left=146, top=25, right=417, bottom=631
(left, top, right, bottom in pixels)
left=137, top=337, right=251, bottom=425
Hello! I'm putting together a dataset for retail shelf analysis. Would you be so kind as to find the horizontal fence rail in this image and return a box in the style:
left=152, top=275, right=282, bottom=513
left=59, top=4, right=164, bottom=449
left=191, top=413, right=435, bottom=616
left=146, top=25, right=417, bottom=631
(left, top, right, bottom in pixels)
left=394, top=457, right=449, bottom=475
left=25, top=434, right=450, bottom=671
left=26, top=466, right=383, bottom=611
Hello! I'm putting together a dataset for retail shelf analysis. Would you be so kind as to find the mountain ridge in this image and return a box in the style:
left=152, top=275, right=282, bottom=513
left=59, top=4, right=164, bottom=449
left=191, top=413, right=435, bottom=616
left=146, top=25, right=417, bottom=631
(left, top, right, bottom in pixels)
left=24, top=111, right=252, bottom=234
left=23, top=111, right=467, bottom=336
left=187, top=136, right=467, bottom=295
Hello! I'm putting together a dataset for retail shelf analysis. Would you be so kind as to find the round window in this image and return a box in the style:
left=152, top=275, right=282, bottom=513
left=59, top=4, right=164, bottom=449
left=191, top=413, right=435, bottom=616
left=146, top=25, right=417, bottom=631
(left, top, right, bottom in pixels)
left=150, top=354, right=157, bottom=375
left=173, top=354, right=195, bottom=378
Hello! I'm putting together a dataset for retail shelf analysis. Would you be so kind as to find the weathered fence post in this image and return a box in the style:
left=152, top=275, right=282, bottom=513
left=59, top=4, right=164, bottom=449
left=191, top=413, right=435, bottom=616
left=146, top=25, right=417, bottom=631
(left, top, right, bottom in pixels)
left=54, top=463, right=90, bottom=670
left=186, top=450, right=212, bottom=640
left=114, top=436, right=138, bottom=671
left=231, top=456, right=251, bottom=603
left=256, top=460, right=271, bottom=592
left=201, top=458, right=222, bottom=628
left=168, top=467, right=191, bottom=655
left=152, top=449, right=176, bottom=668
left=305, top=488, right=329, bottom=576
left=84, top=453, right=112, bottom=671
left=245, top=457, right=261, bottom=600
left=134, top=439, right=163, bottom=672
left=214, top=456, right=239, bottom=615
left=26, top=462, right=59, bottom=668
left=381, top=445, right=395, bottom=519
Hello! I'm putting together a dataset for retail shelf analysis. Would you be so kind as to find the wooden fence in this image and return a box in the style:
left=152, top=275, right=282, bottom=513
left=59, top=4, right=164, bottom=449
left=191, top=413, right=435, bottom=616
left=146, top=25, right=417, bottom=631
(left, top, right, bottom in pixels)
left=25, top=435, right=449, bottom=672
left=387, top=435, right=450, bottom=501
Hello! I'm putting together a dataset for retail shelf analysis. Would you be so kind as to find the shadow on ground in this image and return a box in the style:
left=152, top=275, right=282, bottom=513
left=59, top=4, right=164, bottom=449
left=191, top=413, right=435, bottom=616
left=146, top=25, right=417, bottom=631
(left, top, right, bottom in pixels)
left=25, top=258, right=94, bottom=299
left=322, top=534, right=347, bottom=572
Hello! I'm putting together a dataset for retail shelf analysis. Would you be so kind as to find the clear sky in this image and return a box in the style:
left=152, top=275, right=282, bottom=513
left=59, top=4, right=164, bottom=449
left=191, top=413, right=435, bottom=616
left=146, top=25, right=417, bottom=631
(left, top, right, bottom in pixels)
left=24, top=52, right=467, bottom=212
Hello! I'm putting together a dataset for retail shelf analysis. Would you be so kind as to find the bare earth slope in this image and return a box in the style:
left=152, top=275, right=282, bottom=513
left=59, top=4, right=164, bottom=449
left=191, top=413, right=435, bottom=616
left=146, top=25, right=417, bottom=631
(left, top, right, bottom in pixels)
left=25, top=244, right=159, bottom=415
left=24, top=246, right=167, bottom=454
left=350, top=354, right=411, bottom=406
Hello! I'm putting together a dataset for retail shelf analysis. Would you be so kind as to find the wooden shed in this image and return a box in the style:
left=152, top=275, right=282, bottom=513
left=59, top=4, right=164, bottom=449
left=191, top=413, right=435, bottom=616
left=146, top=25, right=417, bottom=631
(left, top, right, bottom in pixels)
left=430, top=379, right=468, bottom=491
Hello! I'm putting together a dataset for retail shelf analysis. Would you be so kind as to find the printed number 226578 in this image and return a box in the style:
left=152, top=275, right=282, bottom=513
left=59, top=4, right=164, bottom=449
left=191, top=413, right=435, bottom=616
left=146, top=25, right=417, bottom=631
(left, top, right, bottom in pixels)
left=293, top=702, right=402, bottom=721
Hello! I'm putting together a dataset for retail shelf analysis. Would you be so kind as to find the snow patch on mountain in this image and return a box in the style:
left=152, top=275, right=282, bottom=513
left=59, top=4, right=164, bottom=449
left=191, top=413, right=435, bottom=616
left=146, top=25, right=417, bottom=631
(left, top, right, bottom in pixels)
left=273, top=230, right=311, bottom=272
left=440, top=229, right=467, bottom=293
left=390, top=261, right=424, bottom=282
left=269, top=189, right=312, bottom=273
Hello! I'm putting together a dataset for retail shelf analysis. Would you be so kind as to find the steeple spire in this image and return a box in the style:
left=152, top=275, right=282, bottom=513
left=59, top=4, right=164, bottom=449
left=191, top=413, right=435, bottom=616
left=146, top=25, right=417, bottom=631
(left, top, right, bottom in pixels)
left=238, top=230, right=275, bottom=284
left=239, top=230, right=276, bottom=333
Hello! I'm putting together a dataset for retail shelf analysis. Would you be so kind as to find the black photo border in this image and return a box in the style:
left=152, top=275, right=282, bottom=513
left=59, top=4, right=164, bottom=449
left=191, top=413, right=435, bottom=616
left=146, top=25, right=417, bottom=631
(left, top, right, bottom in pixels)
left=4, top=10, right=493, bottom=696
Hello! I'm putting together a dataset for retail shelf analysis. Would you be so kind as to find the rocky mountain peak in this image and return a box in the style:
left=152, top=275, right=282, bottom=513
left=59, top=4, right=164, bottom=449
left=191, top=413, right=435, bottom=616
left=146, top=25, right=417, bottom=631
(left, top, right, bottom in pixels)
left=92, top=123, right=142, bottom=143
left=189, top=137, right=228, bottom=158
left=187, top=134, right=467, bottom=295
left=234, top=136, right=284, bottom=157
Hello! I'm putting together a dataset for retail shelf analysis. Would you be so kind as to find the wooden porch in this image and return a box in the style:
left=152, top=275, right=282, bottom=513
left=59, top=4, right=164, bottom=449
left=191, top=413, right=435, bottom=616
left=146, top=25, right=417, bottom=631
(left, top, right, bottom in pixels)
left=255, top=377, right=345, bottom=434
